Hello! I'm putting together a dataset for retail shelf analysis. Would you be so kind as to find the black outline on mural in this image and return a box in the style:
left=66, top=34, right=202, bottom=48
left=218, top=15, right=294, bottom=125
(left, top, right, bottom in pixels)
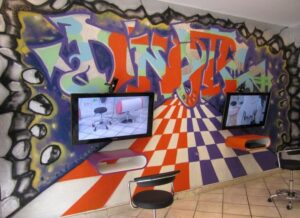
left=0, top=0, right=299, bottom=217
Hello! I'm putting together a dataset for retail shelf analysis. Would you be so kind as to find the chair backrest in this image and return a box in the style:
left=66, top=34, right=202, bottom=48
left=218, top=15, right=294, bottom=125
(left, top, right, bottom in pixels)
left=278, top=145, right=300, bottom=170
left=134, top=170, right=180, bottom=187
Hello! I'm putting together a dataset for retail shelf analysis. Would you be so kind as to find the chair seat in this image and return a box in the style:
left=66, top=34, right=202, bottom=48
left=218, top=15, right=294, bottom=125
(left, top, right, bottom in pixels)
left=132, top=190, right=173, bottom=209
left=281, top=159, right=300, bottom=170
left=94, top=107, right=107, bottom=114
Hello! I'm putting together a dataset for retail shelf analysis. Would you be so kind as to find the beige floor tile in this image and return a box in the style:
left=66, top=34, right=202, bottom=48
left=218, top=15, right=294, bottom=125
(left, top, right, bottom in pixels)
left=176, top=193, right=199, bottom=201
left=277, top=207, right=300, bottom=218
left=66, top=213, right=87, bottom=218
left=171, top=199, right=197, bottom=210
left=107, top=205, right=140, bottom=217
left=252, top=217, right=275, bottom=218
left=194, top=211, right=222, bottom=218
left=223, top=203, right=251, bottom=216
left=223, top=214, right=251, bottom=218
left=267, top=186, right=288, bottom=195
left=198, top=193, right=223, bottom=203
left=224, top=187, right=247, bottom=196
left=245, top=181, right=267, bottom=189
left=293, top=183, right=300, bottom=189
left=273, top=199, right=300, bottom=209
left=264, top=175, right=286, bottom=183
left=86, top=209, right=107, bottom=218
left=108, top=215, right=135, bottom=218
left=166, top=208, right=194, bottom=218
left=137, top=208, right=169, bottom=218
left=224, top=193, right=248, bottom=204
left=205, top=188, right=223, bottom=194
left=196, top=201, right=222, bottom=213
left=246, top=187, right=270, bottom=197
left=248, top=195, right=275, bottom=206
left=249, top=205, right=280, bottom=217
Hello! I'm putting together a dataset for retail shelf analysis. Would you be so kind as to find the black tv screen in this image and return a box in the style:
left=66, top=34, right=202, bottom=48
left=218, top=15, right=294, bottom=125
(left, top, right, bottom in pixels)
left=222, top=92, right=270, bottom=129
left=71, top=92, right=154, bottom=144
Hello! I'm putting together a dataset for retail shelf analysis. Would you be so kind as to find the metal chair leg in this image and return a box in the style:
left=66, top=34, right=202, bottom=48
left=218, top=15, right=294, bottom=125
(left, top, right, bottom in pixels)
left=153, top=209, right=156, bottom=218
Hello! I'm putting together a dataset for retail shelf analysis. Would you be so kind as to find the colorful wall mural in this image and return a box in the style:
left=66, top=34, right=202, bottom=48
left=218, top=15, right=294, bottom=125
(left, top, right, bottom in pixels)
left=0, top=0, right=299, bottom=217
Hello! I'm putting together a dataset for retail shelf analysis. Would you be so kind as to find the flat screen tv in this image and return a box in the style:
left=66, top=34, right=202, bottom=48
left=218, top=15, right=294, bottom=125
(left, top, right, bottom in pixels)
left=222, top=92, right=270, bottom=129
left=71, top=92, right=154, bottom=144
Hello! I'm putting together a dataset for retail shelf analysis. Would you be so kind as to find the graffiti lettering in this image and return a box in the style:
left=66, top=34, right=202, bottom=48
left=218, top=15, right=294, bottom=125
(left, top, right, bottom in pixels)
left=21, top=13, right=274, bottom=107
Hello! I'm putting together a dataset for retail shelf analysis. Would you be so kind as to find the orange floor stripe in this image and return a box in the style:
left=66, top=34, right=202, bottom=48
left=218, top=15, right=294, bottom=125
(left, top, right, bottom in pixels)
left=162, top=149, right=177, bottom=165
left=178, top=133, right=188, bottom=148
left=155, top=119, right=169, bottom=134
left=156, top=134, right=172, bottom=150
left=182, top=107, right=187, bottom=118
left=174, top=163, right=190, bottom=191
left=173, top=119, right=182, bottom=133
left=130, top=137, right=152, bottom=153
left=59, top=160, right=99, bottom=182
left=170, top=105, right=180, bottom=119
left=62, top=172, right=126, bottom=216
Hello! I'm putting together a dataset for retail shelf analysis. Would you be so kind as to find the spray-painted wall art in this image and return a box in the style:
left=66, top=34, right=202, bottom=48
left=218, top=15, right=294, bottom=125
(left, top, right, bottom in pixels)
left=0, top=0, right=299, bottom=217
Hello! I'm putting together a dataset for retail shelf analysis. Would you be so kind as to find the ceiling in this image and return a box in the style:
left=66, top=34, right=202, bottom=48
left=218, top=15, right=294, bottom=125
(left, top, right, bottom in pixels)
left=158, top=0, right=300, bottom=27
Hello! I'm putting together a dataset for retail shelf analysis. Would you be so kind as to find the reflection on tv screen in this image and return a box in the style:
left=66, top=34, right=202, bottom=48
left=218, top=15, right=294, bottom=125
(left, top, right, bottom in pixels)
left=77, top=96, right=150, bottom=141
left=224, top=94, right=270, bottom=128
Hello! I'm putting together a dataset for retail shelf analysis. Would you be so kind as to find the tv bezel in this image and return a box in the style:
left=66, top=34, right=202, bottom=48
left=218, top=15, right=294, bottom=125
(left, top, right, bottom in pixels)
left=221, top=92, right=271, bottom=129
left=71, top=92, right=155, bottom=145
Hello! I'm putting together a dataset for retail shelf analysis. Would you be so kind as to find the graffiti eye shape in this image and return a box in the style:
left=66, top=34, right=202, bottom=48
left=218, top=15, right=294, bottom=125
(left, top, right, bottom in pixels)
left=230, top=101, right=237, bottom=106
left=40, top=144, right=61, bottom=165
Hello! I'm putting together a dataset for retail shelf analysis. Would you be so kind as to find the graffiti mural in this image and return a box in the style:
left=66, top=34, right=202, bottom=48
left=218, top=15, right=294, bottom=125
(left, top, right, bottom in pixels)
left=0, top=0, right=298, bottom=217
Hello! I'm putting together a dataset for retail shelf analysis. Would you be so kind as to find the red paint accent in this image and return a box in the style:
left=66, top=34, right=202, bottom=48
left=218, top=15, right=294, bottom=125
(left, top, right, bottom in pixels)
left=174, top=163, right=190, bottom=191
left=161, top=37, right=182, bottom=94
left=59, top=161, right=99, bottom=182
left=224, top=80, right=237, bottom=93
left=109, top=33, right=133, bottom=92
left=155, top=119, right=169, bottom=135
left=178, top=133, right=188, bottom=148
left=225, top=134, right=270, bottom=151
left=131, top=34, right=148, bottom=45
left=173, top=119, right=182, bottom=133
left=182, top=107, right=187, bottom=118
left=156, top=134, right=172, bottom=150
left=170, top=106, right=180, bottom=119
left=130, top=137, right=152, bottom=153
left=116, top=100, right=122, bottom=114
left=162, top=149, right=177, bottom=165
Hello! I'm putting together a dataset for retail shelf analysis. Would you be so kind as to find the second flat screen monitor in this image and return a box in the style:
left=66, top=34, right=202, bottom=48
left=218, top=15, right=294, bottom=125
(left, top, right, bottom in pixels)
left=222, top=92, right=270, bottom=129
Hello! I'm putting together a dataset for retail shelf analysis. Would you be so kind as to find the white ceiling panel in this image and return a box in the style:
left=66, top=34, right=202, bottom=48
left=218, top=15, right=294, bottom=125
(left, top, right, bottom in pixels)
left=157, top=0, right=300, bottom=27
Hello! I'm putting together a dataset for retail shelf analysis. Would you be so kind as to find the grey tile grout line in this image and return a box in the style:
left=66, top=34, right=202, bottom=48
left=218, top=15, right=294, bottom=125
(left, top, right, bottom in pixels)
left=221, top=187, right=224, bottom=218
left=244, top=182, right=253, bottom=218
left=262, top=173, right=283, bottom=218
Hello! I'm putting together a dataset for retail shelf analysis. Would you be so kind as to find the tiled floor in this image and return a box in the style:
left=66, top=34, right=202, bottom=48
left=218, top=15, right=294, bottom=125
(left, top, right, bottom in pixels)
left=70, top=170, right=300, bottom=218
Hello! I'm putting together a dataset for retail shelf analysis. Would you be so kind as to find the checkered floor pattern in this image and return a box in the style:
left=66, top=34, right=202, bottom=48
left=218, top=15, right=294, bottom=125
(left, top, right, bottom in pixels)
left=129, top=97, right=277, bottom=188
left=14, top=96, right=277, bottom=217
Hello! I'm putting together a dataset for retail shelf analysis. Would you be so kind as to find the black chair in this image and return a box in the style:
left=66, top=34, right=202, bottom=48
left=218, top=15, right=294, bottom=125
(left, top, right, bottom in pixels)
left=268, top=143, right=300, bottom=209
left=92, top=107, right=111, bottom=130
left=128, top=170, right=180, bottom=218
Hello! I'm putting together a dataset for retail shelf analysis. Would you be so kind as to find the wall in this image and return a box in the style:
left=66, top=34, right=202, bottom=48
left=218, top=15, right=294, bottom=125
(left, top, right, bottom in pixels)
left=0, top=0, right=299, bottom=217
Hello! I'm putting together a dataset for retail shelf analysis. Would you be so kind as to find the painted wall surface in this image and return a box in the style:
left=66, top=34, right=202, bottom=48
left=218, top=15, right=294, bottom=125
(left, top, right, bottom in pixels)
left=0, top=0, right=299, bottom=217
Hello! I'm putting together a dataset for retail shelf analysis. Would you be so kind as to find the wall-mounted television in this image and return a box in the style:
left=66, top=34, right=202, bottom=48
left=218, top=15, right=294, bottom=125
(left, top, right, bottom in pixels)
left=222, top=92, right=270, bottom=129
left=71, top=92, right=154, bottom=144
